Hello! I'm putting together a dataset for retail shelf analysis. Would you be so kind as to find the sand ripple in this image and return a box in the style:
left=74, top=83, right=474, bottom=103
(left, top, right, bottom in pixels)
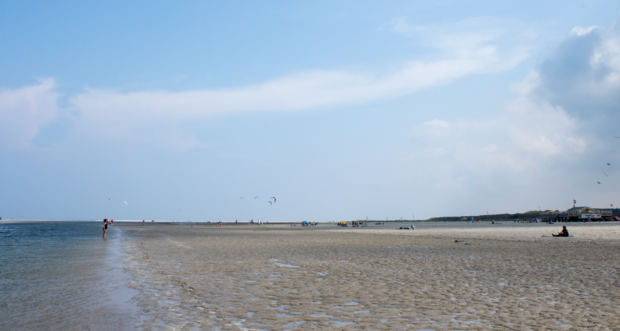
left=119, top=223, right=620, bottom=330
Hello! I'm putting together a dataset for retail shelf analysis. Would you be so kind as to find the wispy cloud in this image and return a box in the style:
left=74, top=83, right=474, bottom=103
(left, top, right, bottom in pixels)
left=0, top=79, right=59, bottom=149
left=65, top=41, right=522, bottom=147
left=378, top=16, right=537, bottom=60
left=1, top=19, right=532, bottom=150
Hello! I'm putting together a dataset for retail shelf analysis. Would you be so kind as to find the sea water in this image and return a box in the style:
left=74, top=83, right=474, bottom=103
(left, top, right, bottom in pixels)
left=0, top=222, right=140, bottom=330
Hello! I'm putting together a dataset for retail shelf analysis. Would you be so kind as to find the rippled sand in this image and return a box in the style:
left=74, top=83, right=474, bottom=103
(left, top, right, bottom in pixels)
left=118, top=222, right=620, bottom=330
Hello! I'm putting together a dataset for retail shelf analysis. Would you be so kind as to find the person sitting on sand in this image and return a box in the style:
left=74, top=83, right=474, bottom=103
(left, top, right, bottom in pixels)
left=552, top=226, right=569, bottom=237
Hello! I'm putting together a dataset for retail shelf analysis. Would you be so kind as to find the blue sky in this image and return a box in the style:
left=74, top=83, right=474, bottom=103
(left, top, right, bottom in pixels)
left=1, top=1, right=619, bottom=221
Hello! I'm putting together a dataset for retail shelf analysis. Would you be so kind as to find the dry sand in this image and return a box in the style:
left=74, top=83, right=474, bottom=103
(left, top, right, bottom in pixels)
left=117, top=222, right=620, bottom=330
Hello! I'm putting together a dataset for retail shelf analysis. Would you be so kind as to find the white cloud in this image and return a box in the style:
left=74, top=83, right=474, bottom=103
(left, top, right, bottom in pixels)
left=68, top=48, right=521, bottom=144
left=72, top=57, right=509, bottom=119
left=481, top=144, right=498, bottom=153
left=571, top=26, right=597, bottom=36
left=410, top=82, right=587, bottom=172
left=0, top=17, right=532, bottom=150
left=0, top=79, right=59, bottom=148
left=379, top=16, right=536, bottom=63
left=392, top=25, right=620, bottom=216
left=424, top=119, right=450, bottom=129
left=416, top=25, right=620, bottom=169
left=534, top=26, right=620, bottom=118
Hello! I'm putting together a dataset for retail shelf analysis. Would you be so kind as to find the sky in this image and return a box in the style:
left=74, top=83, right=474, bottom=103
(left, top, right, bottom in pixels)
left=1, top=0, right=619, bottom=221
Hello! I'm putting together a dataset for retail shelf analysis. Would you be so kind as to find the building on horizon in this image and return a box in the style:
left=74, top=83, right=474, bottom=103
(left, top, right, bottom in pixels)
left=539, top=207, right=614, bottom=222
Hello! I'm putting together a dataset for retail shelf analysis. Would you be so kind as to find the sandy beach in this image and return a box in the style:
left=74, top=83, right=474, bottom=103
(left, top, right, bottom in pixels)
left=117, top=222, right=620, bottom=330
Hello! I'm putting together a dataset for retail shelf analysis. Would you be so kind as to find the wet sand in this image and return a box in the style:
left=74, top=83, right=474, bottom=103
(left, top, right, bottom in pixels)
left=118, top=222, right=620, bottom=330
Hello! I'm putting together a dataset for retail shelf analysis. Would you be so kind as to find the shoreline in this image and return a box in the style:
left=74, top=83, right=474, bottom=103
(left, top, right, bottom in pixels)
left=104, top=226, right=144, bottom=329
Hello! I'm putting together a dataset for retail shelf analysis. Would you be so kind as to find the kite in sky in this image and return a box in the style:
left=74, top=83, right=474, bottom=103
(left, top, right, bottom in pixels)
left=109, top=198, right=113, bottom=200
left=597, top=182, right=601, bottom=184
left=255, top=196, right=259, bottom=199
left=608, top=163, right=611, bottom=165
left=124, top=201, right=128, bottom=205
left=268, top=201, right=272, bottom=205
left=603, top=172, right=609, bottom=177
left=270, top=197, right=276, bottom=203
left=240, top=196, right=245, bottom=200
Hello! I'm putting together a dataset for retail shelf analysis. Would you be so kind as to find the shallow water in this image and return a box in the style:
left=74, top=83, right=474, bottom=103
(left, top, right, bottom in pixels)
left=0, top=222, right=139, bottom=330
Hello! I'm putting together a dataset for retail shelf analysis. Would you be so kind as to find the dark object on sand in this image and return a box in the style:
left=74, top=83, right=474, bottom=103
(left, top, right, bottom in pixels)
left=552, top=226, right=569, bottom=237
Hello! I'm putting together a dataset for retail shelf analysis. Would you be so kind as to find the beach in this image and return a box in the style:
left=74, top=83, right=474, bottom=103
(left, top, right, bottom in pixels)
left=116, top=221, right=620, bottom=330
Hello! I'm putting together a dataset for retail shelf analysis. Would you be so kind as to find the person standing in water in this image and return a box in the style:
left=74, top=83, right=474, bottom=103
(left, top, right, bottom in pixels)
left=103, top=219, right=109, bottom=239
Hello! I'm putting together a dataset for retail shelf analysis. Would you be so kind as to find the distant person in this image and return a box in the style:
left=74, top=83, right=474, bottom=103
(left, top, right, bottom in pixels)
left=103, top=219, right=109, bottom=239
left=552, top=226, right=569, bottom=237
left=142, top=220, right=145, bottom=225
